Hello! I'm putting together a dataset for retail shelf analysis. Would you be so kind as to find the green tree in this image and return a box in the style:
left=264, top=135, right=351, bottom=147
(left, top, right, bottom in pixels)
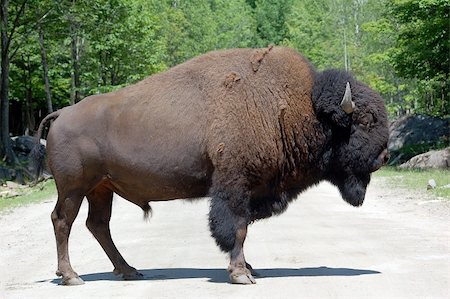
left=82, top=0, right=166, bottom=94
left=151, top=0, right=217, bottom=66
left=212, top=0, right=256, bottom=49
left=1, top=0, right=31, bottom=166
left=389, top=0, right=449, bottom=116
left=10, top=35, right=42, bottom=134
left=5, top=0, right=449, bottom=167
left=285, top=0, right=362, bottom=70
left=358, top=0, right=413, bottom=116
left=254, top=0, right=293, bottom=46
left=154, top=0, right=256, bottom=66
left=285, top=0, right=341, bottom=69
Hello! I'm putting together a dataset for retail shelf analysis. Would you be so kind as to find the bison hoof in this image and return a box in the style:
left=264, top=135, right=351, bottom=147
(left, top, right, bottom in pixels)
left=61, top=276, right=85, bottom=286
left=123, top=271, right=144, bottom=280
left=230, top=272, right=256, bottom=285
left=246, top=262, right=259, bottom=277
left=113, top=267, right=144, bottom=280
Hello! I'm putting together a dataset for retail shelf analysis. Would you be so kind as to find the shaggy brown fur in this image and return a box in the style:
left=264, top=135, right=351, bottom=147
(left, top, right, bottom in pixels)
left=34, top=46, right=388, bottom=285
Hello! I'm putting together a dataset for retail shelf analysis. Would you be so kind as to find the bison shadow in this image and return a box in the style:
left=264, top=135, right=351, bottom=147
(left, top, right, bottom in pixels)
left=47, top=266, right=380, bottom=284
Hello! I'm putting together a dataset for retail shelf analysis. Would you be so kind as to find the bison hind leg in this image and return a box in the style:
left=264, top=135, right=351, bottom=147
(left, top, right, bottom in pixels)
left=51, top=192, right=85, bottom=285
left=86, top=186, right=143, bottom=280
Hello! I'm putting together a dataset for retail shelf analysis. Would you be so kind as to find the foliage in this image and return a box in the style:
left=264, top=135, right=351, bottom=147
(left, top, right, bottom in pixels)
left=212, top=0, right=256, bottom=49
left=389, top=0, right=449, bottom=80
left=285, top=0, right=342, bottom=69
left=254, top=0, right=293, bottom=46
left=374, top=166, right=450, bottom=199
left=388, top=0, right=450, bottom=116
left=3, top=0, right=450, bottom=140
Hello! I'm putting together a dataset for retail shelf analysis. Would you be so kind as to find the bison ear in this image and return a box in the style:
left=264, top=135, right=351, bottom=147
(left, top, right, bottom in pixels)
left=340, top=82, right=355, bottom=114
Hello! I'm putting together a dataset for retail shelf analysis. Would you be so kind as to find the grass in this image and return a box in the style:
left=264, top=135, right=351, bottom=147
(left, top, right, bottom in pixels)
left=374, top=167, right=450, bottom=199
left=0, top=167, right=448, bottom=212
left=0, top=179, right=57, bottom=212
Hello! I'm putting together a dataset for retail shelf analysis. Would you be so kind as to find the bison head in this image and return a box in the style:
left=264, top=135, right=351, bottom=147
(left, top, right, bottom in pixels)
left=313, top=70, right=389, bottom=206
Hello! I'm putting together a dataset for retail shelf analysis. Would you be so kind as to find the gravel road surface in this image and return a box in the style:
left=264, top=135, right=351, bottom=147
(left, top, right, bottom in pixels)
left=0, top=179, right=448, bottom=299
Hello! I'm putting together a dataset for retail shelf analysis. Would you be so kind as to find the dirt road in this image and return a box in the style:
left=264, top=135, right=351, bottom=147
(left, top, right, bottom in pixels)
left=0, top=179, right=449, bottom=299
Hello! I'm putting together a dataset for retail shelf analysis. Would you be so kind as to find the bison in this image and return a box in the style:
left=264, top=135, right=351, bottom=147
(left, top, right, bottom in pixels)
left=34, top=46, right=389, bottom=285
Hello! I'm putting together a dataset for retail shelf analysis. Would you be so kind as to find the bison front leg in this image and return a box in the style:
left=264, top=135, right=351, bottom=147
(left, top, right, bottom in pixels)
left=209, top=191, right=256, bottom=284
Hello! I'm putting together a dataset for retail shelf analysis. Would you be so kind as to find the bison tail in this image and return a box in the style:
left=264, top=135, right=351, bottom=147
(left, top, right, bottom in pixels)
left=30, top=110, right=62, bottom=182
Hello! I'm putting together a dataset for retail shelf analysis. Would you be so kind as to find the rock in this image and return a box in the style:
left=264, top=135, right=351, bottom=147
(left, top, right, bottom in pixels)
left=388, top=115, right=449, bottom=152
left=399, top=147, right=450, bottom=170
left=12, top=136, right=36, bottom=154
left=0, top=190, right=20, bottom=197
left=388, top=115, right=449, bottom=165
left=0, top=166, right=13, bottom=182
left=427, top=179, right=437, bottom=190
left=0, top=136, right=49, bottom=184
left=6, top=181, right=23, bottom=189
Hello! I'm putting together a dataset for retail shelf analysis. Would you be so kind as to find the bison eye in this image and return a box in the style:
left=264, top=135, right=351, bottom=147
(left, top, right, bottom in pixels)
left=358, top=118, right=370, bottom=129
left=358, top=122, right=369, bottom=129
left=358, top=113, right=375, bottom=130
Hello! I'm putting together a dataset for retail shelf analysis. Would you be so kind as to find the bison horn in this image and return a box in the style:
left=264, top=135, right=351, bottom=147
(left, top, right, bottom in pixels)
left=340, top=82, right=355, bottom=114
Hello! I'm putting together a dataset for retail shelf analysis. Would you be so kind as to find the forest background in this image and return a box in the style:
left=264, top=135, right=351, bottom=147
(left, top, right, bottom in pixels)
left=0, top=0, right=448, bottom=165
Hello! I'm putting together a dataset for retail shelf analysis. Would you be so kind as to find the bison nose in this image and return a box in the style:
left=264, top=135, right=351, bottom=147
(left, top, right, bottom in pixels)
left=378, top=149, right=389, bottom=166
left=371, top=149, right=389, bottom=172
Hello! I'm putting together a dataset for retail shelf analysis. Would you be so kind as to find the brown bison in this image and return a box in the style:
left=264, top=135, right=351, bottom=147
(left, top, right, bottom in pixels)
left=34, top=46, right=389, bottom=285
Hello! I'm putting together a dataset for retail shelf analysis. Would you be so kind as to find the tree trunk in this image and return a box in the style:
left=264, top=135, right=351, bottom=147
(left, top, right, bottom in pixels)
left=38, top=24, right=53, bottom=113
left=24, top=55, right=34, bottom=135
left=24, top=84, right=34, bottom=135
left=70, top=21, right=81, bottom=104
left=343, top=29, right=349, bottom=71
left=0, top=0, right=14, bottom=163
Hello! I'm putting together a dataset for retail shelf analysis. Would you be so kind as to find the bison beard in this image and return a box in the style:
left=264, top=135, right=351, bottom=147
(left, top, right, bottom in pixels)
left=34, top=46, right=389, bottom=286
left=333, top=174, right=371, bottom=207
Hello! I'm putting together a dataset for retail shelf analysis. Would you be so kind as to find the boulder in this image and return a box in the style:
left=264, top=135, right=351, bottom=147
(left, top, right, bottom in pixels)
left=427, top=179, right=437, bottom=190
left=388, top=115, right=449, bottom=164
left=0, top=166, right=14, bottom=182
left=399, top=147, right=450, bottom=169
left=12, top=136, right=34, bottom=167
left=12, top=136, right=36, bottom=153
left=6, top=181, right=24, bottom=189
left=0, top=190, right=19, bottom=197
left=0, top=136, right=48, bottom=184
